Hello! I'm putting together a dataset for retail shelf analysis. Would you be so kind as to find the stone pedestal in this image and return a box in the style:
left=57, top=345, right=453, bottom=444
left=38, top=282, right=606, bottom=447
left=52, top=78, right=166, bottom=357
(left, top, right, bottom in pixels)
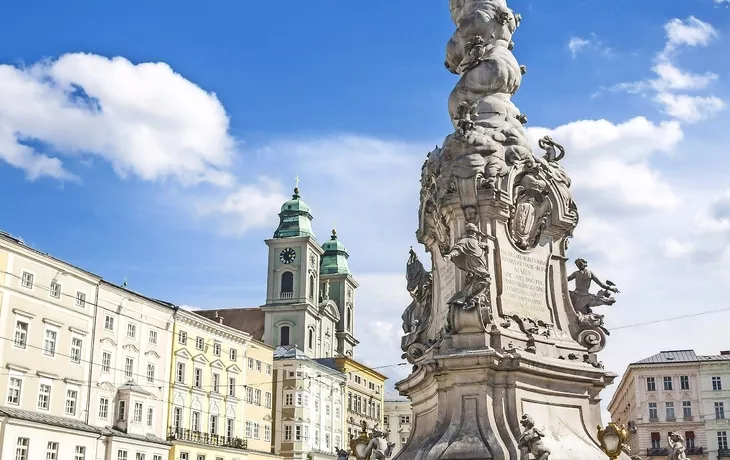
left=394, top=1, right=630, bottom=459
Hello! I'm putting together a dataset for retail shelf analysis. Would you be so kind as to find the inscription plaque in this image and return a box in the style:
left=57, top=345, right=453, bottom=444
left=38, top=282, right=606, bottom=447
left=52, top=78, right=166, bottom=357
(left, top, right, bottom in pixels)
left=498, top=245, right=552, bottom=324
left=433, top=257, right=457, bottom=334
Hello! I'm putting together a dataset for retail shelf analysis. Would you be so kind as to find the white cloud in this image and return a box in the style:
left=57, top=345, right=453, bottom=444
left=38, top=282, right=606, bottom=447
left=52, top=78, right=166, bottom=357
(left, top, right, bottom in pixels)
left=611, top=17, right=723, bottom=123
left=654, top=92, right=726, bottom=122
left=661, top=238, right=695, bottom=259
left=567, top=35, right=612, bottom=58
left=568, top=37, right=590, bottom=57
left=663, top=16, right=718, bottom=54
left=0, top=53, right=236, bottom=185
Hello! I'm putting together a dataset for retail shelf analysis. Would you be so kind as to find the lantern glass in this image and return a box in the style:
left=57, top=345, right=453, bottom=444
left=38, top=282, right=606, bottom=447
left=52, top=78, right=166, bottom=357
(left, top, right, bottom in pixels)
left=603, top=432, right=620, bottom=454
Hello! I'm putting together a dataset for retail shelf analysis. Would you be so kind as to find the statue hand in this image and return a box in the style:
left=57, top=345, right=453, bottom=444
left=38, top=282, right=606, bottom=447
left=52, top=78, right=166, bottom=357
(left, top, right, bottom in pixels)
left=443, top=254, right=452, bottom=262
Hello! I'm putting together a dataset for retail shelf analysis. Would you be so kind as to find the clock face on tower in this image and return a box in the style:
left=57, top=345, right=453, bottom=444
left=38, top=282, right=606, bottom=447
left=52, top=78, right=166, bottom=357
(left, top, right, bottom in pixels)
left=280, top=248, right=296, bottom=264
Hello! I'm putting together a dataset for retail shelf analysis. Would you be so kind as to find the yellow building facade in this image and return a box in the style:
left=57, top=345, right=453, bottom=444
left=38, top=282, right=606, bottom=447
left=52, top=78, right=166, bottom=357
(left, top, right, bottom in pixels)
left=167, top=309, right=279, bottom=460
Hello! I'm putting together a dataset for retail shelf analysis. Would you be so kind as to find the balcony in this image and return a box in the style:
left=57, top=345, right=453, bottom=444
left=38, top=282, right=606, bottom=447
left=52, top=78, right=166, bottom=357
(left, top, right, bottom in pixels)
left=280, top=292, right=294, bottom=300
left=719, top=449, right=730, bottom=458
left=686, top=447, right=704, bottom=455
left=167, top=427, right=248, bottom=450
left=646, top=448, right=669, bottom=456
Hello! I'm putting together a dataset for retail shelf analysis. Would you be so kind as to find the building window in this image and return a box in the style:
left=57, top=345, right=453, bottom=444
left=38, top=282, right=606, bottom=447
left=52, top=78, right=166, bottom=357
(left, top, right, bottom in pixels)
left=309, top=274, right=316, bottom=301
left=325, top=433, right=330, bottom=449
left=229, top=348, right=237, bottom=361
left=685, top=431, right=695, bottom=449
left=191, top=411, right=200, bottom=432
left=348, top=392, right=352, bottom=410
left=136, top=454, right=145, bottom=460
left=15, top=438, right=29, bottom=460
left=716, top=402, right=726, bottom=420
left=213, top=373, right=220, bottom=393
left=21, top=271, right=34, bottom=289
left=648, top=402, right=658, bottom=420
left=46, top=442, right=59, bottom=460
left=228, top=377, right=236, bottom=397
left=102, top=352, right=112, bottom=372
left=646, top=377, right=656, bottom=391
left=44, top=329, right=57, bottom=356
left=265, top=391, right=272, bottom=408
left=194, top=368, right=202, bottom=388
left=245, top=421, right=252, bottom=438
left=248, top=357, right=254, bottom=369
left=14, top=320, right=28, bottom=349
left=104, top=315, right=115, bottom=331
left=719, top=431, right=729, bottom=451
left=254, top=389, right=262, bottom=406
left=75, top=446, right=86, bottom=460
left=227, top=418, right=235, bottom=439
left=682, top=401, right=692, bottom=417
left=146, top=363, right=155, bottom=383
left=65, top=389, right=78, bottom=415
left=325, top=403, right=330, bottom=415
left=295, top=425, right=302, bottom=441
left=246, top=386, right=254, bottom=404
left=195, top=337, right=204, bottom=351
left=265, top=425, right=271, bottom=442
left=173, top=407, right=182, bottom=429
left=118, top=450, right=128, bottom=460
left=125, top=357, right=134, bottom=378
left=70, top=338, right=82, bottom=364
left=213, top=342, right=221, bottom=356
left=50, top=280, right=61, bottom=298
left=651, top=432, right=661, bottom=449
left=256, top=360, right=262, bottom=372
left=347, top=307, right=352, bottom=331
left=178, top=330, right=187, bottom=345
left=335, top=435, right=341, bottom=449
left=209, top=414, right=219, bottom=435
left=266, top=364, right=272, bottom=375
left=713, top=376, right=723, bottom=391
left=176, top=362, right=185, bottom=384
left=663, top=376, right=673, bottom=391
left=153, top=456, right=162, bottom=460
left=126, top=323, right=136, bottom=339
left=680, top=375, right=689, bottom=390
left=196, top=456, right=205, bottom=460
left=37, top=383, right=51, bottom=410
left=308, top=329, right=314, bottom=349
left=280, top=326, right=291, bottom=346
left=76, top=291, right=86, bottom=308
left=285, top=425, right=292, bottom=441
left=280, top=272, right=294, bottom=297
left=99, top=397, right=109, bottom=418
left=7, top=376, right=22, bottom=405
left=665, top=401, right=675, bottom=420
left=285, top=393, right=293, bottom=406
left=118, top=401, right=126, bottom=421
left=149, top=330, right=157, bottom=345
left=133, top=402, right=143, bottom=423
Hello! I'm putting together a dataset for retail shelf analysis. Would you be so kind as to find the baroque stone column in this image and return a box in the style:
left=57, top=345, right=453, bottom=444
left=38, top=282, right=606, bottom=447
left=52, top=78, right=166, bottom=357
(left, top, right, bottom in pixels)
left=396, top=1, right=631, bottom=459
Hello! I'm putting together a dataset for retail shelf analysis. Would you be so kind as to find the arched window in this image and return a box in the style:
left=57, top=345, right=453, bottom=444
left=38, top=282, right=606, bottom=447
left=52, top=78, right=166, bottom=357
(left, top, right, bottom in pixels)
left=309, top=274, right=316, bottom=301
left=280, top=272, right=294, bottom=298
left=347, top=307, right=352, bottom=331
left=280, top=326, right=290, bottom=346
left=308, top=328, right=314, bottom=349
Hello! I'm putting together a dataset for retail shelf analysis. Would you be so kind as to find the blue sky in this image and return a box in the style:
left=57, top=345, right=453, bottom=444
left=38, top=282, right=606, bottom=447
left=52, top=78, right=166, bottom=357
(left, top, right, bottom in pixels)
left=2, top=0, right=730, bottom=408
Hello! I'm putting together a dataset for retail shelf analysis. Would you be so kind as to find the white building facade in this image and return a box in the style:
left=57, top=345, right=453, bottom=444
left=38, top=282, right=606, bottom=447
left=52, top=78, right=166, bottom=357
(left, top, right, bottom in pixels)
left=699, top=352, right=730, bottom=458
left=0, top=231, right=103, bottom=460
left=89, top=281, right=175, bottom=460
left=383, top=396, right=412, bottom=458
left=272, top=347, right=346, bottom=460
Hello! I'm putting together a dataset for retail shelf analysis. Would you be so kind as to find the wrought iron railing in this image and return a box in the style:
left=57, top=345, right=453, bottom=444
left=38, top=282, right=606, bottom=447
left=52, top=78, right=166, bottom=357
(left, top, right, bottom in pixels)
left=719, top=448, right=730, bottom=457
left=167, top=427, right=248, bottom=450
left=685, top=447, right=703, bottom=455
left=646, top=447, right=669, bottom=456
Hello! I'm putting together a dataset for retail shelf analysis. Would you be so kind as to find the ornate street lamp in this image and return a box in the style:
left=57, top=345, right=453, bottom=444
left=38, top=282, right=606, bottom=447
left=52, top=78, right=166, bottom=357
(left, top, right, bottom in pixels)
left=596, top=422, right=628, bottom=459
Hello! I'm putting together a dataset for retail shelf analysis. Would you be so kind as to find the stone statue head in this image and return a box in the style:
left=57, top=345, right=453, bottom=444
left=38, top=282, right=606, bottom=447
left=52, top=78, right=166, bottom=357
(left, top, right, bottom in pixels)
left=520, top=414, right=535, bottom=429
left=465, top=222, right=485, bottom=237
left=670, top=431, right=684, bottom=443
left=372, top=423, right=384, bottom=438
left=575, top=258, right=587, bottom=269
left=463, top=206, right=478, bottom=223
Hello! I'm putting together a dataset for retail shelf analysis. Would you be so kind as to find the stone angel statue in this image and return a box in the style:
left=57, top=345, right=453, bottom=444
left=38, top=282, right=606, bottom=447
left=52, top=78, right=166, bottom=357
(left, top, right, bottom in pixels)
left=363, top=424, right=396, bottom=460
left=517, top=414, right=551, bottom=460
left=567, top=258, right=619, bottom=326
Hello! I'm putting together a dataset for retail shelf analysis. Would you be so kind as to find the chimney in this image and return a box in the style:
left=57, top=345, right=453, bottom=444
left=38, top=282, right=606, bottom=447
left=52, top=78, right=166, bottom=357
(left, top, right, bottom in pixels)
left=721, top=350, right=730, bottom=356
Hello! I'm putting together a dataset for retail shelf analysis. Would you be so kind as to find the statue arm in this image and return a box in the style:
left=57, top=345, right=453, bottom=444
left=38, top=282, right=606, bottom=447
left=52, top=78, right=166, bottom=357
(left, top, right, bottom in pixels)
left=567, top=271, right=577, bottom=281
left=590, top=273, right=616, bottom=291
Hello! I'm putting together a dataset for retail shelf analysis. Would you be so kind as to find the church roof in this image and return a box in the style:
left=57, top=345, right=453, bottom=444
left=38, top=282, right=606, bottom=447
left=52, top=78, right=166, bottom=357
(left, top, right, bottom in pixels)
left=193, top=308, right=265, bottom=341
left=320, top=229, right=351, bottom=275
left=274, top=188, right=316, bottom=239
left=631, top=349, right=730, bottom=365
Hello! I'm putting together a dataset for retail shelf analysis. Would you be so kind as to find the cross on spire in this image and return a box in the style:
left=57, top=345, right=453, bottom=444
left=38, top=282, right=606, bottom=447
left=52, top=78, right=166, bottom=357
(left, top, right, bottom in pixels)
left=295, top=175, right=300, bottom=189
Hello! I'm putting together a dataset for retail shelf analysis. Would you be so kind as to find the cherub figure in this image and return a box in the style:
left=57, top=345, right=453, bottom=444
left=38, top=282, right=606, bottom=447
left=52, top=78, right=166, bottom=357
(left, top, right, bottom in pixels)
left=363, top=424, right=395, bottom=460
left=518, top=414, right=550, bottom=460
left=668, top=431, right=688, bottom=460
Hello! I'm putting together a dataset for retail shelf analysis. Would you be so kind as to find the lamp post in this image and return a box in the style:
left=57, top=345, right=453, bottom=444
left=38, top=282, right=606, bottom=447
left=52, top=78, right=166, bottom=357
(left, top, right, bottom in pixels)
left=597, top=422, right=629, bottom=460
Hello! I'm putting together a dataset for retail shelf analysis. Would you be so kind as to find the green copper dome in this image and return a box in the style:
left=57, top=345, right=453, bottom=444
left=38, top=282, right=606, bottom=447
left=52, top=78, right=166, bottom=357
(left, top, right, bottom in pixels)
left=273, top=188, right=316, bottom=239
left=320, top=229, right=351, bottom=275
